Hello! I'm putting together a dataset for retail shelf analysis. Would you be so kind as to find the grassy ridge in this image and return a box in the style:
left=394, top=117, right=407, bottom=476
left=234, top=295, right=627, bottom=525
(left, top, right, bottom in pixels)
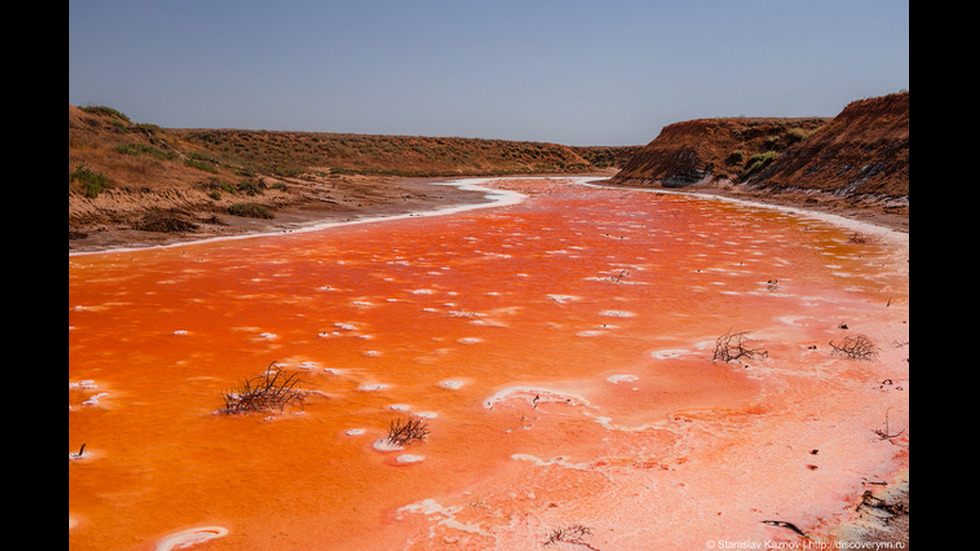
left=69, top=103, right=638, bottom=200
left=68, top=103, right=639, bottom=241
left=175, top=128, right=636, bottom=178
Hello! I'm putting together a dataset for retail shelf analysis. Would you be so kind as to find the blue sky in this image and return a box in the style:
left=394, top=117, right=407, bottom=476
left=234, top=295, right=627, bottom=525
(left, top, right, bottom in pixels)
left=68, top=0, right=908, bottom=145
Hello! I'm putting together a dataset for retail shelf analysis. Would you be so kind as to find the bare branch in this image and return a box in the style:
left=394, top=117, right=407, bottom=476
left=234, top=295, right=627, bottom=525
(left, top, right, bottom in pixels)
left=830, top=334, right=879, bottom=360
left=872, top=409, right=906, bottom=441
left=220, top=362, right=308, bottom=415
left=387, top=416, right=430, bottom=446
left=713, top=329, right=768, bottom=363
left=544, top=524, right=601, bottom=550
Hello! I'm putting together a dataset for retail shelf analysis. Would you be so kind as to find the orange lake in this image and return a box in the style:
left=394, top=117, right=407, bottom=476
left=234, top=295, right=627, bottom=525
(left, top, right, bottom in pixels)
left=68, top=177, right=909, bottom=551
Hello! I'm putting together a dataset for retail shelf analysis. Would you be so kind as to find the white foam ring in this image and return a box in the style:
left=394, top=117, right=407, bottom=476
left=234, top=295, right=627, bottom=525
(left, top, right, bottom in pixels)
left=483, top=386, right=592, bottom=410
left=650, top=349, right=693, bottom=360
left=154, top=526, right=229, bottom=551
left=396, top=454, right=425, bottom=464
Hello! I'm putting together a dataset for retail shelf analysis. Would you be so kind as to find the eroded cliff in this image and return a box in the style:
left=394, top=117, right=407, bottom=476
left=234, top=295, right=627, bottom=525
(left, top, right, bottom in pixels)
left=610, top=92, right=909, bottom=210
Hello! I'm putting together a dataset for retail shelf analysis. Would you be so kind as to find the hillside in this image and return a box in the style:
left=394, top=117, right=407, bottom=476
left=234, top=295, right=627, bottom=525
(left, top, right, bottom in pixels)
left=612, top=117, right=830, bottom=188
left=608, top=92, right=909, bottom=229
left=744, top=92, right=909, bottom=198
left=68, top=104, right=638, bottom=252
left=69, top=92, right=909, bottom=252
left=173, top=128, right=637, bottom=177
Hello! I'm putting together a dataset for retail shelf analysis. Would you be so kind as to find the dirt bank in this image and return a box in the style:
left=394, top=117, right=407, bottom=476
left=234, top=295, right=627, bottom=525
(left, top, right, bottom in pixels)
left=608, top=92, right=909, bottom=235
left=665, top=180, right=908, bottom=233
left=68, top=175, right=502, bottom=254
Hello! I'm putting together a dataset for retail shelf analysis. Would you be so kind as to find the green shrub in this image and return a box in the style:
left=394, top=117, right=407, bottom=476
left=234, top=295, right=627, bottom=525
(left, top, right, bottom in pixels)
left=787, top=127, right=811, bottom=143
left=69, top=165, right=109, bottom=198
left=110, top=120, right=130, bottom=133
left=228, top=203, right=273, bottom=219
left=185, top=158, right=219, bottom=173
left=743, top=151, right=780, bottom=176
left=236, top=178, right=265, bottom=195
left=135, top=123, right=162, bottom=133
left=80, top=105, right=130, bottom=121
left=114, top=142, right=174, bottom=161
left=270, top=165, right=302, bottom=178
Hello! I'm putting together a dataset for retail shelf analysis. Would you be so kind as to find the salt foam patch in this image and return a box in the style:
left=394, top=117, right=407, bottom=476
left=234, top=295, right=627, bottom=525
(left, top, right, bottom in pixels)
left=395, top=454, right=425, bottom=464
left=396, top=498, right=484, bottom=534
left=599, top=310, right=635, bottom=318
left=650, top=349, right=695, bottom=360
left=154, top=526, right=229, bottom=551
left=437, top=379, right=467, bottom=390
left=547, top=294, right=579, bottom=304
left=483, top=386, right=592, bottom=410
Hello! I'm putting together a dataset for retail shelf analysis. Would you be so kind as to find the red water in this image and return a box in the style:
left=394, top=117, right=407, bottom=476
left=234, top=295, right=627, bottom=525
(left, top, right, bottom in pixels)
left=69, top=178, right=909, bottom=551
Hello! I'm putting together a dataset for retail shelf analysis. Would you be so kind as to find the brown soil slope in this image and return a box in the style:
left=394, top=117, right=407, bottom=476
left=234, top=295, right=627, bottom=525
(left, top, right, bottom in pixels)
left=608, top=92, right=908, bottom=230
left=611, top=117, right=829, bottom=188
left=744, top=92, right=909, bottom=198
left=68, top=104, right=638, bottom=252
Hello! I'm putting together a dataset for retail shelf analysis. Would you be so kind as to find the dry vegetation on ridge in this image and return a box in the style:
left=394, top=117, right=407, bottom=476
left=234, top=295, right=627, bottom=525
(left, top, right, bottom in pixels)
left=69, top=92, right=909, bottom=252
left=68, top=104, right=636, bottom=252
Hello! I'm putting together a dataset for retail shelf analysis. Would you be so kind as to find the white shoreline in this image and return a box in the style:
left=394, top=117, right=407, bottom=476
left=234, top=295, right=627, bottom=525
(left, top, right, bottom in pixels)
left=67, top=177, right=531, bottom=257
left=69, top=175, right=906, bottom=257
left=583, top=180, right=908, bottom=246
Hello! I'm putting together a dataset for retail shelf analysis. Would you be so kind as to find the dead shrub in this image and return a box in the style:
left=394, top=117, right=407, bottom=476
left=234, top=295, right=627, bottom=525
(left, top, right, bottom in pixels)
left=848, top=231, right=884, bottom=244
left=544, top=524, right=598, bottom=549
left=220, top=363, right=307, bottom=415
left=386, top=416, right=430, bottom=446
left=135, top=210, right=198, bottom=233
left=713, top=329, right=768, bottom=363
left=830, top=334, right=879, bottom=360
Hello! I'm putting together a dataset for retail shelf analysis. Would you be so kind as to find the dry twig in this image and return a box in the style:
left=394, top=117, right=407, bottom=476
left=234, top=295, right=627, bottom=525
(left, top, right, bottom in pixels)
left=544, top=524, right=601, bottom=550
left=830, top=334, right=879, bottom=360
left=872, top=408, right=906, bottom=441
left=761, top=520, right=808, bottom=538
left=713, top=329, right=768, bottom=363
left=387, top=416, right=430, bottom=446
left=221, top=362, right=307, bottom=415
